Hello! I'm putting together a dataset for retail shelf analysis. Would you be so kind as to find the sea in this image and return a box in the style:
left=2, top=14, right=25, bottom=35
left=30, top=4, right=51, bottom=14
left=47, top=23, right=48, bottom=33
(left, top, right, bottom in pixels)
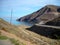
left=2, top=17, right=33, bottom=26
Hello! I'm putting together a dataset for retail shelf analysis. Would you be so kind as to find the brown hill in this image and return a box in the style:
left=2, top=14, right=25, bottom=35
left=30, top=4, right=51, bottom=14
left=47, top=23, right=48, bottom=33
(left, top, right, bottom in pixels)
left=0, top=18, right=60, bottom=45
left=17, top=5, right=60, bottom=24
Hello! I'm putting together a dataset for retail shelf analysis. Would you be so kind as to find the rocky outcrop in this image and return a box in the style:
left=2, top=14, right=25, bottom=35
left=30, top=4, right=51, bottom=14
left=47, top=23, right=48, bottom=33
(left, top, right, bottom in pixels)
left=27, top=25, right=60, bottom=39
left=17, top=5, right=60, bottom=24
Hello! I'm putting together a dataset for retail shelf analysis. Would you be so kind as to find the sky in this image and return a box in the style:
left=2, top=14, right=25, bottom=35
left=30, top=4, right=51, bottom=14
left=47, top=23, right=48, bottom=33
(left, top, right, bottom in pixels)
left=0, top=0, right=60, bottom=19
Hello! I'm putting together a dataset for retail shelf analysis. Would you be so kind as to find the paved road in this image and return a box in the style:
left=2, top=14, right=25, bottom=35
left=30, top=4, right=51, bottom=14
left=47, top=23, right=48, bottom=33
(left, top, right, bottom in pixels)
left=0, top=40, right=14, bottom=45
left=36, top=24, right=60, bottom=29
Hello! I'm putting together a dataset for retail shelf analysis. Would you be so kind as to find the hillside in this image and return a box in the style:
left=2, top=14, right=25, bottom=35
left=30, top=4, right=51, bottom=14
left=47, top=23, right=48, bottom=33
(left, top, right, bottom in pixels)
left=27, top=16, right=60, bottom=40
left=17, top=5, right=60, bottom=24
left=0, top=18, right=60, bottom=45
left=45, top=17, right=60, bottom=26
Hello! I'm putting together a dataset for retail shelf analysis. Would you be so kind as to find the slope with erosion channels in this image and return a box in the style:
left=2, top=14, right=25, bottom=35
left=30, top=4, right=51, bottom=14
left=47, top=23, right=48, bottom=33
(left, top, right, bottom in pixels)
left=17, top=5, right=60, bottom=24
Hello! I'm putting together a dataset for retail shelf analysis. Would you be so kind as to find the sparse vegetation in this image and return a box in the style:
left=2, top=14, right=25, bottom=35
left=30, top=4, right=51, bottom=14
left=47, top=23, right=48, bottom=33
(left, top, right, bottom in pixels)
left=0, top=35, right=8, bottom=40
left=10, top=38, right=19, bottom=45
left=0, top=35, right=26, bottom=45
left=9, top=38, right=26, bottom=45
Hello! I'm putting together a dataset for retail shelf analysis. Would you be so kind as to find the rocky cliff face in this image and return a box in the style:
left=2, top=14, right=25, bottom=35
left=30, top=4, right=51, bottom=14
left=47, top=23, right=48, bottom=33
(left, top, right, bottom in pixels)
left=17, top=5, right=60, bottom=24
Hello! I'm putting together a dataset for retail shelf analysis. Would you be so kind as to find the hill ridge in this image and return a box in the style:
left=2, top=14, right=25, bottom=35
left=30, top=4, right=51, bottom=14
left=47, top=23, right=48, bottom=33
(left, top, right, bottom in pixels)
left=17, top=5, right=60, bottom=24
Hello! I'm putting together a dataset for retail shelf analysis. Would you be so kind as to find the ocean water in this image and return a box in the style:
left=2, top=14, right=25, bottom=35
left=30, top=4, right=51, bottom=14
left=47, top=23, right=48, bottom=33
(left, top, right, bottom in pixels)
left=2, top=18, right=33, bottom=26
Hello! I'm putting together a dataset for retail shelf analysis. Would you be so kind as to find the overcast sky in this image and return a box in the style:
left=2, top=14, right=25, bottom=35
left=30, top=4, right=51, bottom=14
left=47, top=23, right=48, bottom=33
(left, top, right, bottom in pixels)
left=0, top=0, right=60, bottom=19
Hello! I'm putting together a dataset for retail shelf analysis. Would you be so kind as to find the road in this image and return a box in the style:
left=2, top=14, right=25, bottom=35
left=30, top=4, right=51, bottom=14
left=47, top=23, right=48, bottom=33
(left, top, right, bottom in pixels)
left=36, top=24, right=60, bottom=29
